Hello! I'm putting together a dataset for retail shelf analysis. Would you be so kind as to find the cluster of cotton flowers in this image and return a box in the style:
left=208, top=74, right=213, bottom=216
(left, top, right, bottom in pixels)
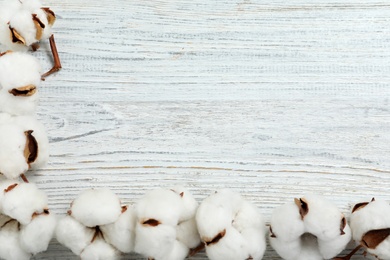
left=0, top=0, right=61, bottom=78
left=0, top=180, right=56, bottom=260
left=335, top=198, right=390, bottom=260
left=0, top=51, right=49, bottom=181
left=269, top=194, right=351, bottom=260
left=196, top=189, right=267, bottom=260
left=56, top=188, right=136, bottom=260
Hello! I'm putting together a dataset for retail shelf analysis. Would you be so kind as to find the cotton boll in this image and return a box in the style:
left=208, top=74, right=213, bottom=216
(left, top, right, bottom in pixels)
left=366, top=238, right=390, bottom=260
left=176, top=218, right=201, bottom=249
left=134, top=222, right=176, bottom=259
left=0, top=52, right=41, bottom=116
left=80, top=238, right=120, bottom=260
left=350, top=200, right=390, bottom=242
left=317, top=224, right=352, bottom=259
left=100, top=205, right=136, bottom=253
left=56, top=215, right=95, bottom=255
left=299, top=194, right=344, bottom=240
left=2, top=182, right=48, bottom=225
left=269, top=203, right=305, bottom=242
left=0, top=217, right=31, bottom=260
left=205, top=227, right=250, bottom=260
left=0, top=124, right=29, bottom=179
left=136, top=188, right=183, bottom=226
left=19, top=211, right=56, bottom=254
left=8, top=10, right=38, bottom=46
left=70, top=188, right=122, bottom=227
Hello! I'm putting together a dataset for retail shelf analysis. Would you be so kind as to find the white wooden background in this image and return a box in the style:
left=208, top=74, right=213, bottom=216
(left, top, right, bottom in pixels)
left=3, top=0, right=390, bottom=259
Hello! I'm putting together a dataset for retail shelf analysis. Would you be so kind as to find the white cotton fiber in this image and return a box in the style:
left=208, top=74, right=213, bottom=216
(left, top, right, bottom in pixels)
left=317, top=224, right=352, bottom=259
left=170, top=186, right=198, bottom=222
left=297, top=233, right=323, bottom=260
left=100, top=205, right=136, bottom=253
left=70, top=188, right=122, bottom=227
left=80, top=238, right=120, bottom=260
left=0, top=180, right=20, bottom=211
left=55, top=215, right=95, bottom=255
left=350, top=200, right=390, bottom=241
left=8, top=9, right=37, bottom=46
left=269, top=235, right=302, bottom=260
left=233, top=201, right=266, bottom=260
left=0, top=52, right=41, bottom=116
left=205, top=227, right=249, bottom=260
left=0, top=124, right=29, bottom=179
left=0, top=218, right=31, bottom=260
left=196, top=197, right=233, bottom=240
left=19, top=212, right=56, bottom=254
left=160, top=240, right=189, bottom=260
left=301, top=194, right=344, bottom=240
left=176, top=217, right=201, bottom=249
left=134, top=222, right=176, bottom=259
left=136, top=188, right=183, bottom=226
left=2, top=182, right=48, bottom=225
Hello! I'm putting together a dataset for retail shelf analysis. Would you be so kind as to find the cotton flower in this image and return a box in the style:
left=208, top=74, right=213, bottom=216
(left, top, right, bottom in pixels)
left=0, top=0, right=61, bottom=78
left=196, top=189, right=266, bottom=260
left=0, top=180, right=56, bottom=259
left=0, top=51, right=41, bottom=116
left=269, top=194, right=351, bottom=260
left=0, top=113, right=49, bottom=180
left=56, top=188, right=136, bottom=260
left=335, top=198, right=390, bottom=260
left=134, top=187, right=201, bottom=260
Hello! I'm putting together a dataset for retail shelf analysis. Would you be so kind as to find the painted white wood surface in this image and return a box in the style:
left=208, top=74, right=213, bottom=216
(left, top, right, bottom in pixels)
left=3, top=0, right=390, bottom=259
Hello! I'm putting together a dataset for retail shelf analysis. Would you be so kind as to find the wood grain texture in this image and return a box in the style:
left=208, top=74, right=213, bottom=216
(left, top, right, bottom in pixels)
left=1, top=0, right=389, bottom=259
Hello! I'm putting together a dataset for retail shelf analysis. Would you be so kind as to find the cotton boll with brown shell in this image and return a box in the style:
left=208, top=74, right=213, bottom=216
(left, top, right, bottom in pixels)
left=0, top=181, right=48, bottom=225
left=348, top=199, right=390, bottom=259
left=196, top=189, right=266, bottom=260
left=0, top=52, right=41, bottom=116
left=269, top=194, right=351, bottom=260
left=0, top=113, right=49, bottom=180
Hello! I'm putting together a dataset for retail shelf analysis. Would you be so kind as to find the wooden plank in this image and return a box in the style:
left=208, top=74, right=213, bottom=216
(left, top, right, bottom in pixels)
left=1, top=0, right=389, bottom=258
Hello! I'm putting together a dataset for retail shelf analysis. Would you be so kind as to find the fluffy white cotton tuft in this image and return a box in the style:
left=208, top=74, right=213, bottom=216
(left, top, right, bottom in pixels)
left=317, top=224, right=352, bottom=259
left=80, top=238, right=120, bottom=260
left=170, top=186, right=199, bottom=222
left=176, top=217, right=201, bottom=250
left=0, top=124, right=29, bottom=179
left=100, top=205, right=136, bottom=253
left=0, top=52, right=41, bottom=116
left=136, top=188, right=183, bottom=226
left=70, top=188, right=122, bottom=227
left=0, top=216, right=31, bottom=260
left=134, top=222, right=177, bottom=259
left=2, top=182, right=48, bottom=225
left=55, top=215, right=95, bottom=255
left=197, top=189, right=266, bottom=260
left=301, top=194, right=345, bottom=240
left=19, top=211, right=57, bottom=254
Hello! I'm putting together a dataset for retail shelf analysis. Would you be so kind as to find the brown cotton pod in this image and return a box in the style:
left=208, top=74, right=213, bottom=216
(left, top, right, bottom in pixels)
left=142, top=219, right=160, bottom=227
left=9, top=26, right=25, bottom=45
left=24, top=130, right=38, bottom=166
left=32, top=14, right=45, bottom=41
left=294, top=198, right=309, bottom=220
left=41, top=7, right=56, bottom=26
left=204, top=229, right=226, bottom=246
left=8, top=84, right=37, bottom=97
left=361, top=228, right=390, bottom=249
